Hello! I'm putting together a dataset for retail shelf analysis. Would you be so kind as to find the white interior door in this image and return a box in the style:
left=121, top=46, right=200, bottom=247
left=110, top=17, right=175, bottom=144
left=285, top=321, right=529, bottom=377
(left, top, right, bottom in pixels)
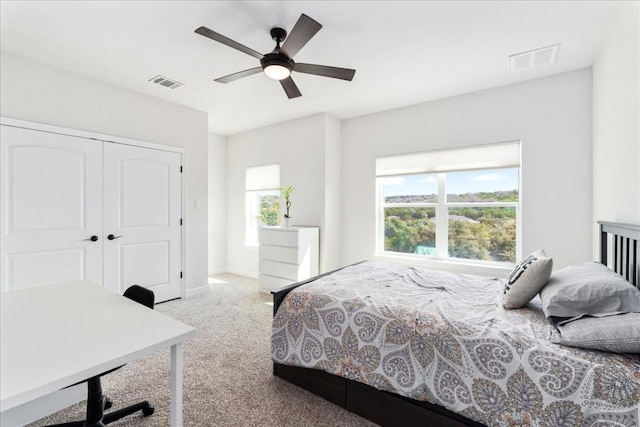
left=0, top=126, right=103, bottom=291
left=102, top=143, right=182, bottom=302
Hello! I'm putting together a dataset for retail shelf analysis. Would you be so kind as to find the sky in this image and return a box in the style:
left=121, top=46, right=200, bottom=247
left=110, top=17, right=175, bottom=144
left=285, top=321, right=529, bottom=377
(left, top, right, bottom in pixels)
left=381, top=168, right=519, bottom=197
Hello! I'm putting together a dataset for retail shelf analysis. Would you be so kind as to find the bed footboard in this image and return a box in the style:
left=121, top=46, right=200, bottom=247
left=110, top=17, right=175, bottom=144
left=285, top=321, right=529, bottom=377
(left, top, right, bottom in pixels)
left=270, top=261, right=366, bottom=315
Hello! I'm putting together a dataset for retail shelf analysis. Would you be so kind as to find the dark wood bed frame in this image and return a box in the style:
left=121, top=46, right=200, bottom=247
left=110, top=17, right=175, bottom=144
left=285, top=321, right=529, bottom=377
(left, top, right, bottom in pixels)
left=599, top=221, right=640, bottom=288
left=271, top=221, right=640, bottom=426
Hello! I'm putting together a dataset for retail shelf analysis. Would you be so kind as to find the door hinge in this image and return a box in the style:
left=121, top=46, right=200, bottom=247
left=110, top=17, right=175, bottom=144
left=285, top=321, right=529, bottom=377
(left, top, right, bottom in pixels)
left=180, top=272, right=183, bottom=279
left=180, top=218, right=183, bottom=226
left=180, top=166, right=183, bottom=173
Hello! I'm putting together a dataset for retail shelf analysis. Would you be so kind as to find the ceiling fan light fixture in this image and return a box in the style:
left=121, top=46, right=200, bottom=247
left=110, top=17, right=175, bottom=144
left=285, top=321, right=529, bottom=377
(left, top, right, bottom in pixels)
left=196, top=14, right=355, bottom=98
left=261, top=53, right=294, bottom=80
left=264, top=64, right=291, bottom=80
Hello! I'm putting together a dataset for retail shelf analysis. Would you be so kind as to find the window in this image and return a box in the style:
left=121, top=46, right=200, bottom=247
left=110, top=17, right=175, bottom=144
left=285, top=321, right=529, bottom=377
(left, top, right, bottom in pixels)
left=245, top=164, right=280, bottom=246
left=376, top=142, right=520, bottom=265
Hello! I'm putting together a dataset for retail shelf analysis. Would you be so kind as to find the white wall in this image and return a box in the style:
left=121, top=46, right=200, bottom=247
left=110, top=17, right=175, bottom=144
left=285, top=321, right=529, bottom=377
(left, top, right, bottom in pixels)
left=226, top=113, right=341, bottom=277
left=208, top=132, right=227, bottom=274
left=0, top=51, right=210, bottom=296
left=341, top=69, right=594, bottom=273
left=593, top=1, right=640, bottom=249
left=323, top=116, right=342, bottom=271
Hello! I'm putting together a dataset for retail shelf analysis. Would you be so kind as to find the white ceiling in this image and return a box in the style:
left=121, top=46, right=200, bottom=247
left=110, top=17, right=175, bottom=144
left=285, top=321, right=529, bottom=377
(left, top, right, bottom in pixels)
left=0, top=1, right=619, bottom=136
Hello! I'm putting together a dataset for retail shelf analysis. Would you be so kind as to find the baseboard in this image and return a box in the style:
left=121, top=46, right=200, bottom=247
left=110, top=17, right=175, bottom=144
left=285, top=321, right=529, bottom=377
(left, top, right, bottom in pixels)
left=185, top=285, right=211, bottom=299
left=208, top=267, right=227, bottom=276
left=225, top=267, right=259, bottom=279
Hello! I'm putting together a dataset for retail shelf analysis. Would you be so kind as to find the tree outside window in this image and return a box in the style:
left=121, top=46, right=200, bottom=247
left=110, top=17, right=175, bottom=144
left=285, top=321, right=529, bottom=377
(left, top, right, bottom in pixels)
left=245, top=164, right=280, bottom=246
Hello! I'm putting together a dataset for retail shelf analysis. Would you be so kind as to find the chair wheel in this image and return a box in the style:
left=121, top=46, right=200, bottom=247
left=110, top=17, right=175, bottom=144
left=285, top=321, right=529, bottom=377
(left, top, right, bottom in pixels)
left=104, top=397, right=113, bottom=410
left=142, top=404, right=155, bottom=416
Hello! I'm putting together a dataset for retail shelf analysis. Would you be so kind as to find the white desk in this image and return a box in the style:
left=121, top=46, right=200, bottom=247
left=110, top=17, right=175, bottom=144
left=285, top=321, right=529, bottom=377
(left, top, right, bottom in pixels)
left=0, top=280, right=196, bottom=426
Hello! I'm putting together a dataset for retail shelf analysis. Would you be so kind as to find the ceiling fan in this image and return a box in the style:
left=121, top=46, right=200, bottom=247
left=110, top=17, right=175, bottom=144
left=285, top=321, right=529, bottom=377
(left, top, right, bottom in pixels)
left=195, top=14, right=356, bottom=99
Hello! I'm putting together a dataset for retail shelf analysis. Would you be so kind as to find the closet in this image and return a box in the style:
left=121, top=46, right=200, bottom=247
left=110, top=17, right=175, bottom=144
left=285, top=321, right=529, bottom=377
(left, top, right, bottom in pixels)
left=0, top=121, right=183, bottom=302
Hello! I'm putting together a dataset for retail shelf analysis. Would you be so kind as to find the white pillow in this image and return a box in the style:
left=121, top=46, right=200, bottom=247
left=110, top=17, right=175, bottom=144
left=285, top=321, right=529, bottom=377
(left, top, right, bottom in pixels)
left=502, top=249, right=553, bottom=309
left=550, top=313, right=640, bottom=353
left=539, top=261, right=640, bottom=323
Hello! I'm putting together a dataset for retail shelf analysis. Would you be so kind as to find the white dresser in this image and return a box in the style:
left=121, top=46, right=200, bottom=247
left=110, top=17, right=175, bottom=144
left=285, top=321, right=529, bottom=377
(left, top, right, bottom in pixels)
left=258, top=226, right=319, bottom=293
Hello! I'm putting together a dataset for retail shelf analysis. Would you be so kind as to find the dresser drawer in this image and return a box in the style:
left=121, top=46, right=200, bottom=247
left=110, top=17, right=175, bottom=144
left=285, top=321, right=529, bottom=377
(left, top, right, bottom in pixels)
left=259, top=228, right=300, bottom=247
left=259, top=244, right=302, bottom=264
left=259, top=259, right=304, bottom=281
left=259, top=274, right=294, bottom=292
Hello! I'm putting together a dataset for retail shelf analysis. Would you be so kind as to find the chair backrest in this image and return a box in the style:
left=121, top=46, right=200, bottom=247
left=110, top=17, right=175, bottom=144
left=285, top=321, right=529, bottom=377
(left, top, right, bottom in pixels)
left=123, top=285, right=155, bottom=309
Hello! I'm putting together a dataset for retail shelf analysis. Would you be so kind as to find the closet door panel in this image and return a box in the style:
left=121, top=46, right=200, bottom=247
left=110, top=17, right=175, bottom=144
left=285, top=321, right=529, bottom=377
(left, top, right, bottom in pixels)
left=103, top=143, right=182, bottom=302
left=120, top=158, right=171, bottom=227
left=7, top=249, right=87, bottom=290
left=11, top=146, right=84, bottom=230
left=121, top=241, right=170, bottom=285
left=0, top=126, right=103, bottom=291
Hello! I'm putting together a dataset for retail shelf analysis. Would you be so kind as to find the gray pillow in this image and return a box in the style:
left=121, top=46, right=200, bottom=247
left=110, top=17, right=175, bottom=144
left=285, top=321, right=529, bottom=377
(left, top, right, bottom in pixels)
left=502, top=249, right=553, bottom=309
left=550, top=313, right=640, bottom=353
left=540, top=261, right=640, bottom=324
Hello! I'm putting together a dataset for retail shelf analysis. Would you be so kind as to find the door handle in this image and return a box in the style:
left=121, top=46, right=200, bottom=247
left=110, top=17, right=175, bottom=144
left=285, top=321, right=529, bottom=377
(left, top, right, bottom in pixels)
left=107, top=234, right=123, bottom=240
left=84, top=235, right=99, bottom=242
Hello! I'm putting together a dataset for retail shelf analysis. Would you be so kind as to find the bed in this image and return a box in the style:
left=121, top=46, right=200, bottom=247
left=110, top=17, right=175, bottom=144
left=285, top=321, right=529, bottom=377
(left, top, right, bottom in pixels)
left=271, top=221, right=640, bottom=426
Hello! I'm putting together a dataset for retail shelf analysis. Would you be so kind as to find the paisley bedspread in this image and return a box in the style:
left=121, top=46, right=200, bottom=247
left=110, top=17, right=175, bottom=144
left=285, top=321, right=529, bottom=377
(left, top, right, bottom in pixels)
left=271, top=261, right=640, bottom=427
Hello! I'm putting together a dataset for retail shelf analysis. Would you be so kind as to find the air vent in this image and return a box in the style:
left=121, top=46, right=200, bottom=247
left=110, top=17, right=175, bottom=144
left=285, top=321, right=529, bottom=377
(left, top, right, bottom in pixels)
left=509, top=44, right=560, bottom=72
left=149, top=75, right=184, bottom=89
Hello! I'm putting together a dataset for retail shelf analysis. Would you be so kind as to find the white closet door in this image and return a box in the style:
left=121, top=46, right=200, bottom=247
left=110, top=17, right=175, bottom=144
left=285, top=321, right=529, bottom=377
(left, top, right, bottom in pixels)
left=102, top=143, right=182, bottom=302
left=0, top=126, right=103, bottom=291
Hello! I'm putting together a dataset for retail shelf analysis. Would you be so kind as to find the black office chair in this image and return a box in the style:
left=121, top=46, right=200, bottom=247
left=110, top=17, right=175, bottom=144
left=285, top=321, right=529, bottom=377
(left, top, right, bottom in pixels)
left=50, top=285, right=155, bottom=427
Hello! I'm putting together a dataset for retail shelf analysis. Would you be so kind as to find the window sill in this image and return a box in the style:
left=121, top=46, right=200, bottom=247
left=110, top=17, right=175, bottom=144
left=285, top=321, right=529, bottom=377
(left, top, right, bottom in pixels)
left=373, top=253, right=513, bottom=279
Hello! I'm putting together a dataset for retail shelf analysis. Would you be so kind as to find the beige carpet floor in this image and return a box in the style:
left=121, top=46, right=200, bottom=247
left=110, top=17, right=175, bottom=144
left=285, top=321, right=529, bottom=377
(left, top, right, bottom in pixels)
left=28, top=274, right=376, bottom=427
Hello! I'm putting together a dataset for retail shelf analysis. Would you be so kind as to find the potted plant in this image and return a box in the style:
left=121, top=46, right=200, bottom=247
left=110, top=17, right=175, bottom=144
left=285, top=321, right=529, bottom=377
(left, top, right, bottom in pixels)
left=280, top=185, right=294, bottom=227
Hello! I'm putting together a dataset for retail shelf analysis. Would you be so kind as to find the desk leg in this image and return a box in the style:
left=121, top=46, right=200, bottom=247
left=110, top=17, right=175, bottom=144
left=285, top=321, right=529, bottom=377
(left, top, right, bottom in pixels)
left=170, top=342, right=184, bottom=427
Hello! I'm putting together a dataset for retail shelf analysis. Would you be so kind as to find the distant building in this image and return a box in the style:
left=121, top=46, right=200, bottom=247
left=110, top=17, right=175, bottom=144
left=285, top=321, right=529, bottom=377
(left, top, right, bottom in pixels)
left=414, top=245, right=436, bottom=255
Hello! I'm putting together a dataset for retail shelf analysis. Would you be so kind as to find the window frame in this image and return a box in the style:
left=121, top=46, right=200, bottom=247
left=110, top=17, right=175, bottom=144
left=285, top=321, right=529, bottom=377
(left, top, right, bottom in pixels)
left=375, top=144, right=521, bottom=271
left=245, top=164, right=280, bottom=248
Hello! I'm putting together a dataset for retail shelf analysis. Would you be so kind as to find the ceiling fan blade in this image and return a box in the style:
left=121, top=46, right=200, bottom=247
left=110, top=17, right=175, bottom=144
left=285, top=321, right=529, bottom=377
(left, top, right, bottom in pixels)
left=195, top=26, right=263, bottom=60
left=280, top=77, right=302, bottom=99
left=214, top=67, right=263, bottom=84
left=295, top=63, right=356, bottom=81
left=280, top=14, right=322, bottom=58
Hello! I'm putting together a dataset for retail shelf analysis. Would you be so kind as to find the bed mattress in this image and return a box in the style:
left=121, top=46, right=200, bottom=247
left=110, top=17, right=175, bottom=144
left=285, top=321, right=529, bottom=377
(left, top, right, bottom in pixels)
left=271, top=261, right=640, bottom=426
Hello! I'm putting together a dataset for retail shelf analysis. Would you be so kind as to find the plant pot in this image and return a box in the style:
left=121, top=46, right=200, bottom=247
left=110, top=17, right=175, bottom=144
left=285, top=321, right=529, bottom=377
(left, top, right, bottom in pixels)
left=284, top=217, right=292, bottom=228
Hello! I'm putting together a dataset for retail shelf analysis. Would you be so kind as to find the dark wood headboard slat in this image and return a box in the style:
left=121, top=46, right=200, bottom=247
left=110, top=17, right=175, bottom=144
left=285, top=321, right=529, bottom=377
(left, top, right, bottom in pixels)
left=632, top=239, right=638, bottom=286
left=614, top=235, right=619, bottom=272
left=628, top=239, right=632, bottom=284
left=633, top=241, right=637, bottom=286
